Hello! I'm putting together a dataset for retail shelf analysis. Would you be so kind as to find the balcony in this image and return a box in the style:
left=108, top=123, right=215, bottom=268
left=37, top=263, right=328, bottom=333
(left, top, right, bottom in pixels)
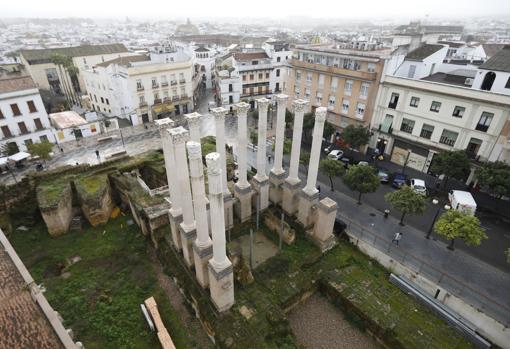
left=400, top=125, right=413, bottom=134
left=171, top=80, right=178, bottom=86
left=154, top=98, right=162, bottom=104
left=289, top=59, right=377, bottom=81
left=163, top=97, right=171, bottom=103
left=439, top=136, right=456, bottom=147
left=137, top=86, right=144, bottom=91
left=139, top=102, right=148, bottom=108
left=181, top=94, right=188, bottom=100
left=172, top=96, right=180, bottom=102
left=152, top=83, right=159, bottom=89
left=420, top=129, right=433, bottom=139
left=179, top=79, right=186, bottom=84
left=161, top=82, right=169, bottom=87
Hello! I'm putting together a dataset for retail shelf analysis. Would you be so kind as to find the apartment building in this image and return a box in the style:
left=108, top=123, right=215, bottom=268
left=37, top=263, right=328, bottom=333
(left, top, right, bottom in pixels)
left=370, top=75, right=510, bottom=175
left=0, top=65, right=53, bottom=153
left=82, top=47, right=193, bottom=124
left=285, top=44, right=396, bottom=138
left=19, top=44, right=131, bottom=104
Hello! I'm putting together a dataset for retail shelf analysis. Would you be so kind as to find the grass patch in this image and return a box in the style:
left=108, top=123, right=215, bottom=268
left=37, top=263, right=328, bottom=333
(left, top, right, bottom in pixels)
left=8, top=216, right=190, bottom=349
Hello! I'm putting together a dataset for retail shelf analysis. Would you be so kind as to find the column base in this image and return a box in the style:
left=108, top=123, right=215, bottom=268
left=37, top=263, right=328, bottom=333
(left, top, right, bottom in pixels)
left=234, top=184, right=253, bottom=223
left=179, top=223, right=197, bottom=267
left=297, top=189, right=319, bottom=228
left=208, top=259, right=234, bottom=312
left=269, top=170, right=286, bottom=205
left=168, top=209, right=183, bottom=251
left=224, top=192, right=235, bottom=230
left=282, top=179, right=301, bottom=216
left=311, top=197, right=338, bottom=253
left=252, top=176, right=270, bottom=211
left=193, top=241, right=213, bottom=288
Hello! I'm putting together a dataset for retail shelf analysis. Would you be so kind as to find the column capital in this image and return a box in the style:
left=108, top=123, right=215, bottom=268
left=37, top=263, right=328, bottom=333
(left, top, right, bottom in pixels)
left=168, top=126, right=190, bottom=144
left=276, top=93, right=289, bottom=104
left=155, top=118, right=174, bottom=136
left=256, top=97, right=270, bottom=110
left=235, top=102, right=250, bottom=115
left=186, top=141, right=202, bottom=160
left=314, top=107, right=327, bottom=122
left=185, top=112, right=202, bottom=127
left=211, top=107, right=228, bottom=120
left=292, top=99, right=309, bottom=113
left=206, top=152, right=221, bottom=175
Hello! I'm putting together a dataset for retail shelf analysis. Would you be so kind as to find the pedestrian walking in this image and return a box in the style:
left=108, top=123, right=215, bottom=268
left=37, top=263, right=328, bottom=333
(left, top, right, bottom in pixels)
left=95, top=150, right=100, bottom=159
left=59, top=146, right=64, bottom=153
left=391, top=232, right=402, bottom=246
left=267, top=153, right=272, bottom=163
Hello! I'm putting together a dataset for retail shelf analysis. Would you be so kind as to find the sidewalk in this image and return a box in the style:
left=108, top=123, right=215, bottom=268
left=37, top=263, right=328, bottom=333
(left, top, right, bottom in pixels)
left=315, top=177, right=510, bottom=326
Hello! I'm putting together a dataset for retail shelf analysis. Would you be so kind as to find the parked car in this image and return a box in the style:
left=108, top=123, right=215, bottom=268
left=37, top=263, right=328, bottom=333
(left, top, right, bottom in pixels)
left=377, top=168, right=390, bottom=183
left=327, top=149, right=344, bottom=160
left=357, top=161, right=369, bottom=166
left=410, top=178, right=427, bottom=196
left=392, top=173, right=408, bottom=188
left=323, top=144, right=334, bottom=153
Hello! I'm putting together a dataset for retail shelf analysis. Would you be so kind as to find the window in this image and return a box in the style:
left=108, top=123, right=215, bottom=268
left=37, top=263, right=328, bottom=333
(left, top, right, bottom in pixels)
left=34, top=118, right=43, bottom=130
left=100, top=97, right=104, bottom=103
left=105, top=98, right=110, bottom=105
left=328, top=95, right=335, bottom=110
left=40, top=135, right=48, bottom=142
left=258, top=73, right=263, bottom=79
left=341, top=99, right=350, bottom=114
left=295, top=70, right=301, bottom=81
left=136, top=79, right=143, bottom=90
left=152, top=77, right=158, bottom=88
left=380, top=114, right=393, bottom=133
left=304, top=88, right=310, bottom=100
left=24, top=139, right=33, bottom=147
left=139, top=95, right=145, bottom=104
left=161, top=76, right=168, bottom=86
left=367, top=63, right=376, bottom=73
left=316, top=92, right=322, bottom=105
left=1, top=126, right=12, bottom=138
left=452, top=106, right=465, bottom=118
left=229, top=84, right=233, bottom=92
left=242, top=75, right=246, bottom=81
left=265, top=72, right=270, bottom=79
left=306, top=72, right=312, bottom=83
left=356, top=103, right=366, bottom=118
left=408, top=65, right=416, bottom=78
left=94, top=95, right=98, bottom=102
left=294, top=85, right=300, bottom=98
left=505, top=77, right=510, bottom=89
left=410, top=96, right=420, bottom=107
left=439, top=129, right=458, bottom=146
left=430, top=101, right=441, bottom=112
left=420, top=124, right=434, bottom=139
left=400, top=118, right=415, bottom=134
left=179, top=73, right=185, bottom=81
left=318, top=74, right=325, bottom=88
left=359, top=83, right=370, bottom=99
left=277, top=57, right=281, bottom=62
left=10, top=103, right=21, bottom=116
left=466, top=138, right=482, bottom=158
left=276, top=69, right=280, bottom=77
left=344, top=80, right=353, bottom=96
left=180, top=86, right=186, bottom=95
left=476, top=112, right=493, bottom=132
left=250, top=74, right=254, bottom=81
left=388, top=93, right=399, bottom=109
left=229, top=95, right=233, bottom=104
left=18, top=122, right=28, bottom=134
left=331, top=77, right=338, bottom=92
left=154, top=92, right=159, bottom=101
left=27, top=101, right=37, bottom=113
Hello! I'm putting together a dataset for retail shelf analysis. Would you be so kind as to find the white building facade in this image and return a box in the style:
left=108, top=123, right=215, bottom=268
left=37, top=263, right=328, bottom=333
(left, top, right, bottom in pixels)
left=371, top=76, right=510, bottom=174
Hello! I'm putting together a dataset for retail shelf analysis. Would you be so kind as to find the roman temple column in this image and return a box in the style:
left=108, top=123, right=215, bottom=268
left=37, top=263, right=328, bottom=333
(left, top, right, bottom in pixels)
left=269, top=94, right=288, bottom=205
left=156, top=119, right=182, bottom=251
left=298, top=107, right=327, bottom=227
left=185, top=112, right=202, bottom=143
left=211, top=107, right=234, bottom=229
left=169, top=127, right=195, bottom=267
left=233, top=102, right=253, bottom=222
left=206, top=152, right=234, bottom=312
left=252, top=98, right=270, bottom=211
left=282, top=99, right=308, bottom=215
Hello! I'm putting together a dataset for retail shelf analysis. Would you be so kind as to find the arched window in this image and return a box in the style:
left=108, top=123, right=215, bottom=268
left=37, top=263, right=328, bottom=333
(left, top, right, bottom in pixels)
left=480, top=71, right=496, bottom=91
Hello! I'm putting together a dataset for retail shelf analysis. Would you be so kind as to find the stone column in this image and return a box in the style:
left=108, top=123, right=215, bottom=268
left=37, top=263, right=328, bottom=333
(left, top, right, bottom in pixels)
left=206, top=152, right=234, bottom=312
left=269, top=94, right=288, bottom=205
left=282, top=99, right=308, bottom=215
left=156, top=119, right=182, bottom=251
left=252, top=98, right=270, bottom=211
left=298, top=107, right=327, bottom=227
left=312, top=198, right=338, bottom=252
left=169, top=127, right=195, bottom=267
left=187, top=141, right=213, bottom=288
left=211, top=107, right=234, bottom=229
left=233, top=102, right=252, bottom=222
left=185, top=112, right=202, bottom=143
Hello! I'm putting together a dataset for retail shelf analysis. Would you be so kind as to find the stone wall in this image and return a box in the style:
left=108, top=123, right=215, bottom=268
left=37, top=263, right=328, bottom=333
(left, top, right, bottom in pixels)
left=37, top=183, right=73, bottom=237
left=75, top=175, right=114, bottom=227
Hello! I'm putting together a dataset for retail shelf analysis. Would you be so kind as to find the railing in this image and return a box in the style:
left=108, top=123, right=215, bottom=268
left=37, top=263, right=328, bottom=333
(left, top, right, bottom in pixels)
left=439, top=136, right=456, bottom=146
left=420, top=129, right=433, bottom=139
left=172, top=96, right=180, bottom=102
left=152, top=83, right=159, bottom=89
left=139, top=102, right=148, bottom=108
left=338, top=212, right=510, bottom=327
left=171, top=80, right=178, bottom=85
left=154, top=98, right=162, bottom=104
left=400, top=125, right=413, bottom=134
left=179, top=79, right=186, bottom=84
left=137, top=86, right=144, bottom=91
left=161, top=82, right=169, bottom=87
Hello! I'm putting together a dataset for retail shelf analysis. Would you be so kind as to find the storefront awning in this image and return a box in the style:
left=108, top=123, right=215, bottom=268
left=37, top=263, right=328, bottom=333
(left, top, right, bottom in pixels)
left=8, top=151, right=31, bottom=162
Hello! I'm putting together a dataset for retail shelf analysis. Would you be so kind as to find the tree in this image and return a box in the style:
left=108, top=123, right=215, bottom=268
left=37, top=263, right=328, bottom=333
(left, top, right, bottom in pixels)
left=300, top=151, right=310, bottom=175
left=285, top=109, right=294, bottom=128
left=0, top=142, right=19, bottom=156
left=476, top=161, right=510, bottom=199
left=385, top=185, right=426, bottom=225
left=429, top=150, right=470, bottom=187
left=434, top=209, right=487, bottom=250
left=320, top=158, right=344, bottom=191
left=27, top=141, right=54, bottom=161
left=302, top=112, right=315, bottom=139
left=343, top=164, right=379, bottom=204
left=250, top=130, right=258, bottom=145
left=342, top=125, right=371, bottom=152
left=323, top=122, right=335, bottom=142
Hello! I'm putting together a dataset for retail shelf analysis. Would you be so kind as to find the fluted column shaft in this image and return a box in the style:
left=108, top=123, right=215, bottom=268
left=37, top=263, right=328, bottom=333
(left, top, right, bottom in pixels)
left=206, top=153, right=228, bottom=267
left=271, top=94, right=288, bottom=175
left=288, top=99, right=309, bottom=182
left=304, top=107, right=327, bottom=194
left=169, top=127, right=195, bottom=229
left=255, top=98, right=270, bottom=180
left=185, top=112, right=202, bottom=143
left=235, top=102, right=250, bottom=188
left=211, top=107, right=229, bottom=194
left=187, top=141, right=211, bottom=247
left=157, top=120, right=181, bottom=215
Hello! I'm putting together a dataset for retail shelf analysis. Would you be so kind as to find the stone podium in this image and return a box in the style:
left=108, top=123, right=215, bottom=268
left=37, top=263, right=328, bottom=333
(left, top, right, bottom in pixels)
left=311, top=198, right=338, bottom=252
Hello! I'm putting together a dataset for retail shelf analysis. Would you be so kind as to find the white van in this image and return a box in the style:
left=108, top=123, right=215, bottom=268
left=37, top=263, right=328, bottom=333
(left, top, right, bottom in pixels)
left=448, top=190, right=477, bottom=216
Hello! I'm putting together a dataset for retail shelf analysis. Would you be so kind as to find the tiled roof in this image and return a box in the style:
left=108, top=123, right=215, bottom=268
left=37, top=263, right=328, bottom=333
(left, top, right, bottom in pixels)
left=405, top=44, right=444, bottom=61
left=195, top=47, right=210, bottom=52
left=95, top=55, right=150, bottom=68
left=0, top=76, right=36, bottom=94
left=479, top=45, right=510, bottom=72
left=233, top=52, right=269, bottom=61
left=20, top=44, right=128, bottom=64
left=481, top=44, right=506, bottom=58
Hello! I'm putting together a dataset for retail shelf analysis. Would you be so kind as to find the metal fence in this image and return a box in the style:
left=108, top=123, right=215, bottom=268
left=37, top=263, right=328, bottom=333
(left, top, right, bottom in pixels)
left=338, top=212, right=510, bottom=327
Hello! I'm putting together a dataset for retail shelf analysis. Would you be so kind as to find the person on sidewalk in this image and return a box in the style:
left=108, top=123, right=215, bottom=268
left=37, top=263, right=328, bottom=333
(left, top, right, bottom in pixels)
left=392, top=232, right=402, bottom=246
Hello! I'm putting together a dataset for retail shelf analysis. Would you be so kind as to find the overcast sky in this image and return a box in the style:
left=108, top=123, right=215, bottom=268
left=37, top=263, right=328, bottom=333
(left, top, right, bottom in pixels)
left=2, top=0, right=509, bottom=19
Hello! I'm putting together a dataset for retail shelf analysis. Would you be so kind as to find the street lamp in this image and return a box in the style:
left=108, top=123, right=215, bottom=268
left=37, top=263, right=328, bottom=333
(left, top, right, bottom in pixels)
left=426, top=199, right=450, bottom=239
